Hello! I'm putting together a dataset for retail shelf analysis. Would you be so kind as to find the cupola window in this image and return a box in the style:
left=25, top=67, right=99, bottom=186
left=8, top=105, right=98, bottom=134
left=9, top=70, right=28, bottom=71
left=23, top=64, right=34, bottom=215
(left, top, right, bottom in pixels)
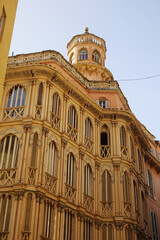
left=99, top=99, right=110, bottom=109
left=92, top=50, right=101, bottom=64
left=70, top=53, right=75, bottom=64
left=78, top=49, right=88, bottom=61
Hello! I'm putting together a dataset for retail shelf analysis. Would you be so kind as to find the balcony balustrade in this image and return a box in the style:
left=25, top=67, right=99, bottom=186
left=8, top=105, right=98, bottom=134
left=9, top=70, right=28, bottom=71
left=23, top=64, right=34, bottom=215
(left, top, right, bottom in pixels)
left=83, top=193, right=94, bottom=213
left=50, top=112, right=60, bottom=130
left=101, top=201, right=113, bottom=217
left=67, top=124, right=78, bottom=142
left=3, top=107, right=25, bottom=121
left=0, top=168, right=17, bottom=186
left=65, top=183, right=76, bottom=203
left=84, top=137, right=93, bottom=153
left=44, top=173, right=57, bottom=195
left=100, top=145, right=111, bottom=158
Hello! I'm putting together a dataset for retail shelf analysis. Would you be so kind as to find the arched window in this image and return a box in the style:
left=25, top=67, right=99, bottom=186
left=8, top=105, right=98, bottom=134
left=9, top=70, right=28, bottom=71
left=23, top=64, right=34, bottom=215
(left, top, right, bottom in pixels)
left=120, top=126, right=126, bottom=147
left=92, top=50, right=101, bottom=64
left=51, top=93, right=61, bottom=130
left=63, top=209, right=74, bottom=240
left=151, top=211, right=159, bottom=240
left=83, top=218, right=93, bottom=240
left=85, top=118, right=92, bottom=140
left=85, top=118, right=93, bottom=152
left=102, top=170, right=112, bottom=202
left=133, top=181, right=138, bottom=213
left=137, top=149, right=142, bottom=171
left=67, top=105, right=78, bottom=142
left=5, top=85, right=26, bottom=120
left=78, top=49, right=88, bottom=60
left=100, top=125, right=111, bottom=158
left=24, top=193, right=32, bottom=231
left=66, top=153, right=75, bottom=187
left=130, top=137, right=134, bottom=160
left=0, top=195, right=12, bottom=233
left=46, top=141, right=57, bottom=177
left=123, top=171, right=130, bottom=203
left=99, top=99, right=111, bottom=109
left=43, top=201, right=54, bottom=239
left=125, top=225, right=132, bottom=240
left=84, top=164, right=92, bottom=196
left=0, top=135, right=19, bottom=169
left=102, top=224, right=113, bottom=240
left=30, top=133, right=38, bottom=168
left=37, top=82, right=43, bottom=105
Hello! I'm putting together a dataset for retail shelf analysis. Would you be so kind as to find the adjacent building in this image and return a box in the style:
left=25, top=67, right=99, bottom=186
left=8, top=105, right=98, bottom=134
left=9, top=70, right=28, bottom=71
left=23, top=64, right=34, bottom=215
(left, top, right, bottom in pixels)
left=0, top=28, right=160, bottom=240
left=0, top=0, right=18, bottom=102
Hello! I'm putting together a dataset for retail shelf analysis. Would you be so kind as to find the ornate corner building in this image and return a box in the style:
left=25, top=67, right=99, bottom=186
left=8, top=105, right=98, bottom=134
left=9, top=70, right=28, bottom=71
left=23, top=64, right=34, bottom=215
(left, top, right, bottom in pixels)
left=0, top=28, right=160, bottom=240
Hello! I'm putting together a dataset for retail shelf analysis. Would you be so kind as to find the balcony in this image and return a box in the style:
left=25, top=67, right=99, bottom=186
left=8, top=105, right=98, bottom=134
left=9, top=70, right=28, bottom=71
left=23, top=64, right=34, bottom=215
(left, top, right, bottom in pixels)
left=44, top=173, right=57, bottom=195
left=84, top=137, right=93, bottom=153
left=65, top=183, right=76, bottom=203
left=83, top=193, right=94, bottom=213
left=67, top=124, right=78, bottom=142
left=50, top=112, right=60, bottom=130
left=101, top=201, right=113, bottom=217
left=100, top=145, right=111, bottom=158
left=2, top=106, right=25, bottom=121
left=0, top=168, right=17, bottom=186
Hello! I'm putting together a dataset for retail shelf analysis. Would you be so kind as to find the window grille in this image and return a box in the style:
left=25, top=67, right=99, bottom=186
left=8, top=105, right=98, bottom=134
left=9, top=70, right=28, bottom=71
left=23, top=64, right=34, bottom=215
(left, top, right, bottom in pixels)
left=85, top=118, right=92, bottom=140
left=46, top=141, right=57, bottom=177
left=83, top=218, right=92, bottom=240
left=68, top=106, right=78, bottom=130
left=102, top=170, right=112, bottom=202
left=30, top=133, right=38, bottom=168
left=125, top=226, right=132, bottom=240
left=120, top=126, right=126, bottom=147
left=0, top=135, right=19, bottom=169
left=102, top=224, right=113, bottom=240
left=151, top=211, right=159, bottom=240
left=43, top=201, right=54, bottom=239
left=0, top=195, right=12, bottom=233
left=37, top=82, right=43, bottom=105
left=66, top=153, right=75, bottom=187
left=123, top=172, right=130, bottom=203
left=24, top=193, right=32, bottom=231
left=63, top=209, right=74, bottom=240
left=84, top=164, right=92, bottom=196
left=137, top=149, right=142, bottom=171
left=130, top=137, right=134, bottom=160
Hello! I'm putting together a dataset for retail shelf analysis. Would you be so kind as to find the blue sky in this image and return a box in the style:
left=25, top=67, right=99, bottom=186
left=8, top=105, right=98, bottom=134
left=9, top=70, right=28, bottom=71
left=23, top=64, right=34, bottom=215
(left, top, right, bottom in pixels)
left=10, top=0, right=160, bottom=139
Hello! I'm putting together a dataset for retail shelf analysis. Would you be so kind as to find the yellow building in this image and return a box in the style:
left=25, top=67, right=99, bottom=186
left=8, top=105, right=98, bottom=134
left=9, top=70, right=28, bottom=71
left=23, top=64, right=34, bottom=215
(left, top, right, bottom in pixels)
left=0, top=0, right=18, bottom=102
left=0, top=28, right=160, bottom=240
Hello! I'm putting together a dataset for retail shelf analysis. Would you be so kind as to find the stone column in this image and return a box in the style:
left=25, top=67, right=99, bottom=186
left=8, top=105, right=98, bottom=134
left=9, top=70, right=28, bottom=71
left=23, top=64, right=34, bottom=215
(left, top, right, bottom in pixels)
left=62, top=94, right=69, bottom=133
left=59, top=138, right=67, bottom=196
left=38, top=126, right=49, bottom=185
left=14, top=192, right=24, bottom=240
left=21, top=124, right=32, bottom=183
left=80, top=107, right=85, bottom=145
left=79, top=150, right=85, bottom=205
left=95, top=161, right=100, bottom=214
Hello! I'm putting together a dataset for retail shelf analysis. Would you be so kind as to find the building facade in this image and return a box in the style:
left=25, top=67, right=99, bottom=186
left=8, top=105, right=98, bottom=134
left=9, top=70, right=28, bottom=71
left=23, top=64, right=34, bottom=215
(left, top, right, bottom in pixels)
left=0, top=28, right=160, bottom=240
left=0, top=0, right=18, bottom=102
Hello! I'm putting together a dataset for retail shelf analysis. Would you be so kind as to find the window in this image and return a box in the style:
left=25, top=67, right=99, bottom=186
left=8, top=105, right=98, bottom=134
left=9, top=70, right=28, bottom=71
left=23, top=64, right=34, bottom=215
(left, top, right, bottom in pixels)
left=78, top=49, right=88, bottom=60
left=84, top=164, right=92, bottom=196
left=102, top=224, right=113, bottom=240
left=67, top=105, right=78, bottom=141
left=68, top=105, right=78, bottom=129
left=30, top=133, right=38, bottom=168
left=37, top=82, right=43, bottom=105
left=99, top=99, right=110, bottom=109
left=51, top=93, right=61, bottom=130
left=123, top=171, right=130, bottom=203
left=46, top=141, right=57, bottom=177
left=63, top=210, right=74, bottom=240
left=147, top=170, right=154, bottom=197
left=120, top=126, right=126, bottom=147
left=0, top=195, right=12, bottom=233
left=85, top=118, right=92, bottom=140
left=42, top=201, right=54, bottom=239
left=4, top=85, right=26, bottom=120
left=151, top=211, right=159, bottom=240
left=0, top=7, right=6, bottom=39
left=66, top=153, right=75, bottom=187
left=70, top=53, right=75, bottom=64
left=100, top=125, right=111, bottom=158
left=0, top=135, right=19, bottom=169
left=125, top=225, right=132, bottom=240
left=92, top=50, right=101, bottom=64
left=133, top=181, right=138, bottom=213
left=137, top=149, right=142, bottom=171
left=83, top=218, right=92, bottom=240
left=130, top=137, right=134, bottom=160
left=24, top=193, right=32, bottom=231
left=102, top=170, right=112, bottom=202
left=141, top=191, right=145, bottom=220
left=7, top=85, right=26, bottom=108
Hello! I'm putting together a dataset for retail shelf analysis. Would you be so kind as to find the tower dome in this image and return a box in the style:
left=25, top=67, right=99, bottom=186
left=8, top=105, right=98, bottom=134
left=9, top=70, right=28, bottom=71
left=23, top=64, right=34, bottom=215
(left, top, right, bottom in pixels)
left=67, top=28, right=113, bottom=81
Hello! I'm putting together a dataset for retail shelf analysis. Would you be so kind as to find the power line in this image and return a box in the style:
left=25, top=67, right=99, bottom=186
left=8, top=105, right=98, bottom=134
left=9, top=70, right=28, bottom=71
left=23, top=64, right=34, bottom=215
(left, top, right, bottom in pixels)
left=116, top=74, right=160, bottom=82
